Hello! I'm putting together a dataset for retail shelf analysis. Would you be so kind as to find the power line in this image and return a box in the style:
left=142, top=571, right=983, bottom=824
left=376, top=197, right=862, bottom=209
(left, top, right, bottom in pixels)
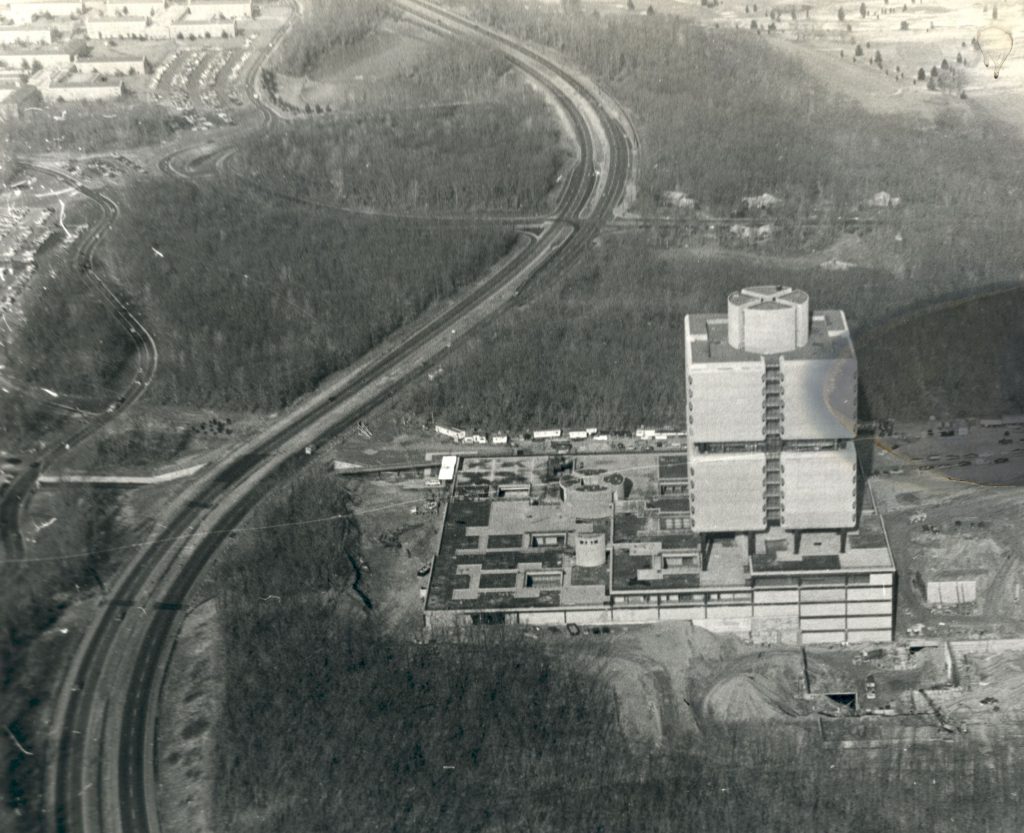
left=2, top=495, right=429, bottom=566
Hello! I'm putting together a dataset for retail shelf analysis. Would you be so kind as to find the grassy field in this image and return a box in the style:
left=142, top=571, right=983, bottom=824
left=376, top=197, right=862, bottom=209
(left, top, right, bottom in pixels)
left=100, top=175, right=514, bottom=411
left=248, top=39, right=567, bottom=213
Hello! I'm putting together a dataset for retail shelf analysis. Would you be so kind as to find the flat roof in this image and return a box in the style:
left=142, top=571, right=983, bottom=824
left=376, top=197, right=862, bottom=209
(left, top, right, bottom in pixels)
left=686, top=310, right=852, bottom=365
left=427, top=453, right=895, bottom=614
left=657, top=455, right=688, bottom=480
left=77, top=55, right=146, bottom=61
left=748, top=512, right=894, bottom=574
left=425, top=494, right=611, bottom=611
left=0, top=45, right=74, bottom=55
left=51, top=75, right=123, bottom=86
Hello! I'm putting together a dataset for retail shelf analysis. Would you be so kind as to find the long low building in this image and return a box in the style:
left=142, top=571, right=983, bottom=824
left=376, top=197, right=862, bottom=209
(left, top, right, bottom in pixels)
left=76, top=55, right=147, bottom=74
left=423, top=453, right=896, bottom=645
left=167, top=16, right=236, bottom=38
left=7, top=0, right=84, bottom=24
left=185, top=0, right=251, bottom=19
left=0, top=24, right=54, bottom=45
left=0, top=46, right=76, bottom=69
left=44, top=75, right=123, bottom=100
left=103, top=0, right=165, bottom=15
left=85, top=14, right=153, bottom=39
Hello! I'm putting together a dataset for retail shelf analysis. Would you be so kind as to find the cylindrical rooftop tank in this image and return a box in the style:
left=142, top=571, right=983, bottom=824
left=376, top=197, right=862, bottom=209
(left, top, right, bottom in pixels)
left=575, top=532, right=606, bottom=568
left=726, top=285, right=810, bottom=354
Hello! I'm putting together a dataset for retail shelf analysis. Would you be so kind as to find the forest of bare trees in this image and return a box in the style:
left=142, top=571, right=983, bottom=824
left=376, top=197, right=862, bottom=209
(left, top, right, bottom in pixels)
left=212, top=476, right=1024, bottom=833
left=103, top=176, right=514, bottom=410
left=275, top=0, right=397, bottom=77
left=411, top=0, right=1024, bottom=426
left=247, top=41, right=567, bottom=213
left=5, top=101, right=174, bottom=154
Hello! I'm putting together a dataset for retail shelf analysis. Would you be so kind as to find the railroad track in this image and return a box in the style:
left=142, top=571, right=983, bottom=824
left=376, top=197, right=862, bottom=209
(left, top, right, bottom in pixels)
left=44, top=3, right=635, bottom=832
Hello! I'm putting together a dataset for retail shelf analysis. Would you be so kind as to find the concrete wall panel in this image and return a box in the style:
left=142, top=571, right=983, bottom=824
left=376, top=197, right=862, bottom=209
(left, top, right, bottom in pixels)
left=779, top=356, right=857, bottom=439
left=690, top=453, right=766, bottom=532
left=801, top=631, right=846, bottom=644
left=845, top=629, right=893, bottom=644
left=846, top=601, right=893, bottom=616
left=800, top=602, right=847, bottom=617
left=781, top=447, right=857, bottom=529
left=846, top=616, right=893, bottom=631
left=801, top=617, right=846, bottom=631
left=688, top=363, right=765, bottom=443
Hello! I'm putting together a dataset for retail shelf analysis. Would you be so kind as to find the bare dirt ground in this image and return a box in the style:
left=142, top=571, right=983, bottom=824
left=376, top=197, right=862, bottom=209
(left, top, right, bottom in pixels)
left=156, top=599, right=224, bottom=833
left=870, top=469, right=1024, bottom=638
left=534, top=621, right=742, bottom=747
left=344, top=474, right=449, bottom=635
left=58, top=404, right=269, bottom=476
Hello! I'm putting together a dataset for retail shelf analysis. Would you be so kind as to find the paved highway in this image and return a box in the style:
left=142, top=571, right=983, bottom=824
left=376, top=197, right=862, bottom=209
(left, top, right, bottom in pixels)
left=44, top=3, right=636, bottom=832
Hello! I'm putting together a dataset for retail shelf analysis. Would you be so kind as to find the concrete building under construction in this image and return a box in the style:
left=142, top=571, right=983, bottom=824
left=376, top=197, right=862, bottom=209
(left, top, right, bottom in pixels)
left=424, top=288, right=894, bottom=644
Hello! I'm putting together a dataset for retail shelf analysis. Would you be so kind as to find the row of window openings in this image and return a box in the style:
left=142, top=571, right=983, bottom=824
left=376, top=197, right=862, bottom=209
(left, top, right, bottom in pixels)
left=689, top=468, right=856, bottom=482
left=686, top=399, right=787, bottom=412
left=688, top=499, right=857, bottom=513
left=693, top=440, right=850, bottom=454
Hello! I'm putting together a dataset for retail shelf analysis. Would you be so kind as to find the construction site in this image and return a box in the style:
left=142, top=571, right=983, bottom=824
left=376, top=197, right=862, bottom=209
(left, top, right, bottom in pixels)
left=321, top=287, right=1010, bottom=750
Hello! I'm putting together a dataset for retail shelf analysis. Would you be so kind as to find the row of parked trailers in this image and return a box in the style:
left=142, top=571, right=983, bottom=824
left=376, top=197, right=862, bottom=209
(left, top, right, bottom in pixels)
left=434, top=424, right=685, bottom=444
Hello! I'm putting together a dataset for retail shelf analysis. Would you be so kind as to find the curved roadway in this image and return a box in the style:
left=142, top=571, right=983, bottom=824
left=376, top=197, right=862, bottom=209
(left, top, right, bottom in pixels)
left=0, top=169, right=157, bottom=563
left=45, top=3, right=636, bottom=832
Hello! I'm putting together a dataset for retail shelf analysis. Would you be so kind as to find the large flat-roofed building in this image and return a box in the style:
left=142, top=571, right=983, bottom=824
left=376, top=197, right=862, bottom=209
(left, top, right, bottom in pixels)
left=423, top=452, right=894, bottom=644
left=0, top=45, right=76, bottom=69
left=102, top=0, right=164, bottom=15
left=75, top=54, right=146, bottom=74
left=85, top=14, right=152, bottom=38
left=7, top=0, right=84, bottom=24
left=185, top=0, right=251, bottom=18
left=168, top=15, right=236, bottom=37
left=424, top=287, right=892, bottom=644
left=0, top=24, right=54, bottom=45
left=43, top=73, right=123, bottom=99
left=684, top=286, right=857, bottom=536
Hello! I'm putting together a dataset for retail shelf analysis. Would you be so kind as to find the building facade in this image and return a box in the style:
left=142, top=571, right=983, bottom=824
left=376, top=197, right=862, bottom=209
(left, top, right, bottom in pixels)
left=684, top=286, right=857, bottom=536
left=0, top=46, right=75, bottom=69
left=185, top=0, right=251, bottom=19
left=168, top=16, right=236, bottom=37
left=7, top=0, right=84, bottom=24
left=423, top=288, right=893, bottom=645
left=85, top=14, right=152, bottom=38
left=0, top=24, right=54, bottom=45
left=76, top=55, right=146, bottom=73
left=44, top=77, right=123, bottom=99
left=102, top=0, right=164, bottom=15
